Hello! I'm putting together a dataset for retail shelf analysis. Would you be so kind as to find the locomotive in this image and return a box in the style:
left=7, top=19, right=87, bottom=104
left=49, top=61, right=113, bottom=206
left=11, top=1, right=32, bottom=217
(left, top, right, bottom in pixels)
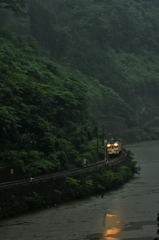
left=106, top=139, right=122, bottom=157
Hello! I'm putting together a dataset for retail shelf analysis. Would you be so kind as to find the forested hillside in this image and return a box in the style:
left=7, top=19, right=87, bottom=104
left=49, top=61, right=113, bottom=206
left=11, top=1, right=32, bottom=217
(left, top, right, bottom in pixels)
left=0, top=0, right=159, bottom=176
left=28, top=0, right=159, bottom=132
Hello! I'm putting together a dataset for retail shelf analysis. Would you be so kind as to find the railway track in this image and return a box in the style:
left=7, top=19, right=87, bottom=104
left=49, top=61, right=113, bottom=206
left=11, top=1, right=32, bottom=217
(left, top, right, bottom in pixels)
left=0, top=151, right=127, bottom=190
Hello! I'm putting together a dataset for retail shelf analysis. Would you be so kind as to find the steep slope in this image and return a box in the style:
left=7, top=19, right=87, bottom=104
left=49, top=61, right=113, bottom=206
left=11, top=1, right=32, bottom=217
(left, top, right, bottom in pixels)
left=0, top=33, right=132, bottom=176
left=27, top=0, right=159, bottom=135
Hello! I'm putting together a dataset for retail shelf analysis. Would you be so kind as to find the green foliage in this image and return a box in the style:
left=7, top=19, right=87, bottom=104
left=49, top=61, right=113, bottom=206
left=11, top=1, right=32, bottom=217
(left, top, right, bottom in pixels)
left=0, top=33, right=94, bottom=175
left=0, top=157, right=137, bottom=219
left=85, top=177, right=93, bottom=186
left=26, top=0, right=159, bottom=140
left=0, top=32, right=135, bottom=175
left=1, top=0, right=159, bottom=176
left=24, top=192, right=43, bottom=210
left=64, top=177, right=81, bottom=199
left=22, top=151, right=56, bottom=176
left=0, top=0, right=26, bottom=15
left=65, top=177, right=80, bottom=186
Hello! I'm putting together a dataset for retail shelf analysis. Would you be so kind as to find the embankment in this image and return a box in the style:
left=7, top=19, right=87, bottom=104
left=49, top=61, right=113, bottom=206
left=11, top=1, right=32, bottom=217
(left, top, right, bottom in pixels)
left=0, top=152, right=137, bottom=220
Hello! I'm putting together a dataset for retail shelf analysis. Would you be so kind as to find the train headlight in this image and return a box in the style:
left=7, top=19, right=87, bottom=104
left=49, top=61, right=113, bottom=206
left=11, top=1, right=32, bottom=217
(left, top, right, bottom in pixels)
left=113, top=142, right=119, bottom=147
left=107, top=143, right=111, bottom=148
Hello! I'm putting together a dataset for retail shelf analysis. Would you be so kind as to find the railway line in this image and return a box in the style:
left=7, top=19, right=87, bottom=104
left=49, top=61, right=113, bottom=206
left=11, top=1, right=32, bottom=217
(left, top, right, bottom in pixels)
left=0, top=151, right=127, bottom=190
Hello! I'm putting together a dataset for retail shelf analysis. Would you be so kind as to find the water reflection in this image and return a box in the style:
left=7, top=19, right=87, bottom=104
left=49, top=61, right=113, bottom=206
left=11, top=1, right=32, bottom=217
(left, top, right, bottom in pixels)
left=102, top=210, right=122, bottom=240
left=103, top=238, right=120, bottom=240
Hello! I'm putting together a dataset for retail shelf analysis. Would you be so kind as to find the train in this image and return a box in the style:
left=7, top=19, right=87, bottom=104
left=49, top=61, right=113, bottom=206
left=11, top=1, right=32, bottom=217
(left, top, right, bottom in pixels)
left=106, top=139, right=122, bottom=157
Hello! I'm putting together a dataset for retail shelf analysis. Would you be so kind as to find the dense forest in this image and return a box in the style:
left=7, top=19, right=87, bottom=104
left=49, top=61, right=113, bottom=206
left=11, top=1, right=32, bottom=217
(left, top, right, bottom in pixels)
left=0, top=0, right=159, bottom=176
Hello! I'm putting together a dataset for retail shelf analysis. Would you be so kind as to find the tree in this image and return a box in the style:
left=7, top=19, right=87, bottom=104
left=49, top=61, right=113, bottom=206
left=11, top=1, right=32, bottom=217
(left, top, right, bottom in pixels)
left=0, top=0, right=26, bottom=15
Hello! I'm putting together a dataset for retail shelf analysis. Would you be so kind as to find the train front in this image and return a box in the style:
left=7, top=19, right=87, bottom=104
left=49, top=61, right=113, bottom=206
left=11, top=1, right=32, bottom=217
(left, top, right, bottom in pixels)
left=106, top=140, right=121, bottom=157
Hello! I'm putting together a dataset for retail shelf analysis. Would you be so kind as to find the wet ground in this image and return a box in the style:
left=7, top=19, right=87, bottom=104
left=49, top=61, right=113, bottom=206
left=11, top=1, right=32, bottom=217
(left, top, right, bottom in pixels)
left=0, top=140, right=159, bottom=240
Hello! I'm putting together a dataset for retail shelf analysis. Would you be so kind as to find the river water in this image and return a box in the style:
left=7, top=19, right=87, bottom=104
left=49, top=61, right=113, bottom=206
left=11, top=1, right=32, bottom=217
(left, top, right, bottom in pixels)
left=0, top=140, right=159, bottom=240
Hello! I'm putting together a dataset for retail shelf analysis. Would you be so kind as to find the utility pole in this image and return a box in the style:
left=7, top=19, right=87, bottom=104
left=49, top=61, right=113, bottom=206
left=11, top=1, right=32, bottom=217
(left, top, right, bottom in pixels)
left=104, top=139, right=108, bottom=166
left=96, top=126, right=99, bottom=161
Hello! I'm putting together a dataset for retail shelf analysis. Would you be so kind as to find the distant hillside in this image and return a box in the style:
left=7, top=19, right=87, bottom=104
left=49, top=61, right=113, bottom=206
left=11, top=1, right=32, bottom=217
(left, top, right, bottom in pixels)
left=27, top=0, right=159, bottom=133
left=1, top=0, right=159, bottom=134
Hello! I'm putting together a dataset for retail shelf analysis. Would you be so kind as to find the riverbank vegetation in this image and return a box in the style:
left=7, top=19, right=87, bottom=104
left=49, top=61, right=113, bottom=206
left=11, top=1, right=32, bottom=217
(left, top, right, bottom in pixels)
left=0, top=153, right=137, bottom=219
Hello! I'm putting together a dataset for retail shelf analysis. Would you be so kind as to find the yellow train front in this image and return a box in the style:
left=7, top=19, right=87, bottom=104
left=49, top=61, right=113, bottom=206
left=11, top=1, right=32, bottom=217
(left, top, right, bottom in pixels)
left=106, top=139, right=122, bottom=157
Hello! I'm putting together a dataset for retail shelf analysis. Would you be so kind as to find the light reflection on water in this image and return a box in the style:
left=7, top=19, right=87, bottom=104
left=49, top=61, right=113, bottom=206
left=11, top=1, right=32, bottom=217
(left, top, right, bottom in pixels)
left=103, top=237, right=120, bottom=240
left=102, top=210, right=122, bottom=240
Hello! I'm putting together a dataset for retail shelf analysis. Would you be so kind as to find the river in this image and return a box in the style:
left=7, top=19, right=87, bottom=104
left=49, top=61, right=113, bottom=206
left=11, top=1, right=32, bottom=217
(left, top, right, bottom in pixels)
left=0, top=140, right=159, bottom=240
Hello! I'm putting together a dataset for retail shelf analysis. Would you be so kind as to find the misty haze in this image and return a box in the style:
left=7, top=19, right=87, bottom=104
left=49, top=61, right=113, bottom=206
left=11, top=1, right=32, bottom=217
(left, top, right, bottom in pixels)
left=0, top=1, right=159, bottom=240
